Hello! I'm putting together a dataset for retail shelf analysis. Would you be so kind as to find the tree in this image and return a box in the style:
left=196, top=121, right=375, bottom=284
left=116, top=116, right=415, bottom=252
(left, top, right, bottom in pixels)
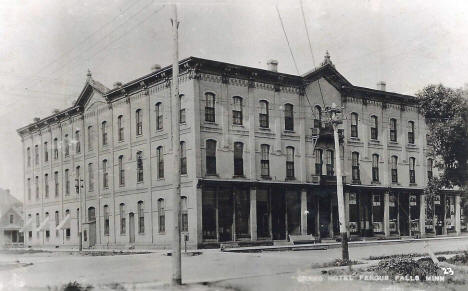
left=417, top=84, right=468, bottom=197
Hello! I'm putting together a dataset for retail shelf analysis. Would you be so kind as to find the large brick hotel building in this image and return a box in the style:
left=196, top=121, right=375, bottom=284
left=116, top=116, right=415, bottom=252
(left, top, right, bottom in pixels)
left=17, top=54, right=466, bottom=249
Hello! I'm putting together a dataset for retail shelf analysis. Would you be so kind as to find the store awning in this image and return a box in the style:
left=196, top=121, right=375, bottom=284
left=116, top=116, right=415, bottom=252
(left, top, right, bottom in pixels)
left=56, top=214, right=71, bottom=230
left=19, top=217, right=33, bottom=233
left=36, top=215, right=50, bottom=232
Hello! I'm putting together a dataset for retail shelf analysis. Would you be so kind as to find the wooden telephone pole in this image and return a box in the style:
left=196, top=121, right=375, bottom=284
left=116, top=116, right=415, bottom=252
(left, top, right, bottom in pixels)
left=170, top=4, right=182, bottom=286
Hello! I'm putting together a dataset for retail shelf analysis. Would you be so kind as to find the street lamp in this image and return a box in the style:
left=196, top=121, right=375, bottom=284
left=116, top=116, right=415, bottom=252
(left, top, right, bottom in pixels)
left=75, top=178, right=84, bottom=251
left=325, top=102, right=349, bottom=261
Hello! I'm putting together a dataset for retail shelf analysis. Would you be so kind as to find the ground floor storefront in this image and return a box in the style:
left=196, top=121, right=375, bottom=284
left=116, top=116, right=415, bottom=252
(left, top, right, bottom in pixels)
left=199, top=180, right=466, bottom=245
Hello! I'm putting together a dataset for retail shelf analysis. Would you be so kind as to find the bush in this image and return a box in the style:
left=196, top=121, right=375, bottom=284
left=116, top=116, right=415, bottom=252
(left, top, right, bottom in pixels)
left=368, top=256, right=441, bottom=281
left=448, top=251, right=468, bottom=265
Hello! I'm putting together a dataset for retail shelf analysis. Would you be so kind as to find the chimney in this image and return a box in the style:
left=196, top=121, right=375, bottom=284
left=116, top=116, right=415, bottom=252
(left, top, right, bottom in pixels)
left=151, top=64, right=162, bottom=72
left=377, top=81, right=386, bottom=91
left=267, top=59, right=279, bottom=72
left=33, top=117, right=40, bottom=123
left=113, top=82, right=123, bottom=89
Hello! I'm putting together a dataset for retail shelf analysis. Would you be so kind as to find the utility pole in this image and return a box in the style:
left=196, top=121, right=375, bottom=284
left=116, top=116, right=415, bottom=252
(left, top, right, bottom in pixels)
left=326, top=102, right=349, bottom=261
left=170, top=4, right=182, bottom=286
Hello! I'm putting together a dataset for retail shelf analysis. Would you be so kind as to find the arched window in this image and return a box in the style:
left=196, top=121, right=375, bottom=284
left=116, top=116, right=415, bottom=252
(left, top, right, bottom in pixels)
left=314, top=105, right=322, bottom=128
left=35, top=145, right=39, bottom=164
left=180, top=142, right=187, bottom=175
left=65, top=169, right=70, bottom=195
left=155, top=103, right=163, bottom=130
left=179, top=94, right=186, bottom=124
left=314, top=149, right=323, bottom=175
left=27, top=147, right=31, bottom=166
left=75, top=130, right=81, bottom=153
left=75, top=166, right=80, bottom=194
left=234, top=142, right=244, bottom=176
left=391, top=156, right=399, bottom=183
left=284, top=103, right=294, bottom=131
left=55, top=211, right=59, bottom=237
left=44, top=173, right=49, bottom=198
left=53, top=138, right=58, bottom=159
left=27, top=178, right=31, bottom=200
left=232, top=96, right=243, bottom=125
left=427, top=158, right=433, bottom=180
left=157, top=146, right=164, bottom=179
left=158, top=198, right=165, bottom=233
left=102, top=160, right=108, bottom=189
left=88, top=163, right=94, bottom=192
left=326, top=150, right=334, bottom=176
left=35, top=176, right=39, bottom=199
left=117, top=115, right=124, bottom=141
left=64, top=134, right=70, bottom=157
left=260, top=144, right=270, bottom=177
left=350, top=113, right=358, bottom=137
left=370, top=115, right=378, bottom=140
left=352, top=152, right=360, bottom=182
left=87, top=126, right=93, bottom=151
left=103, top=205, right=109, bottom=236
left=101, top=121, right=107, bottom=146
left=205, top=93, right=216, bottom=122
left=44, top=212, right=50, bottom=239
left=409, top=157, right=416, bottom=184
left=259, top=100, right=269, bottom=128
left=119, top=203, right=126, bottom=235
left=181, top=196, right=188, bottom=232
left=35, top=213, right=40, bottom=228
left=138, top=201, right=144, bottom=234
left=206, top=140, right=217, bottom=175
left=136, top=109, right=143, bottom=136
left=390, top=118, right=397, bottom=142
left=54, top=171, right=59, bottom=197
left=372, top=154, right=379, bottom=182
left=286, top=146, right=295, bottom=178
left=408, top=121, right=415, bottom=144
left=44, top=142, right=48, bottom=162
left=119, top=155, right=125, bottom=186
left=136, top=151, right=143, bottom=182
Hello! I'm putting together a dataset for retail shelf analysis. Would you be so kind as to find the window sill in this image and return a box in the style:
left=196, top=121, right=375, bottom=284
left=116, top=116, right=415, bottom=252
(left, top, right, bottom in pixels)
left=157, top=178, right=165, bottom=181
left=232, top=175, right=246, bottom=178
left=119, top=184, right=125, bottom=188
left=285, top=177, right=296, bottom=181
left=388, top=141, right=398, bottom=145
left=206, top=174, right=219, bottom=178
left=351, top=180, right=361, bottom=185
left=259, top=127, right=270, bottom=130
left=204, top=121, right=218, bottom=126
left=155, top=128, right=164, bottom=133
left=158, top=232, right=166, bottom=235
left=137, top=181, right=144, bottom=184
left=371, top=181, right=381, bottom=185
left=261, top=176, right=272, bottom=180
left=391, top=182, right=400, bottom=186
left=283, top=130, right=296, bottom=134
left=409, top=183, right=417, bottom=186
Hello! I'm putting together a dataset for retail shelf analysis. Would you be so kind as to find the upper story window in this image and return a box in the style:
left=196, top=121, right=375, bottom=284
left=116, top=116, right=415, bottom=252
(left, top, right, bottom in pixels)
left=136, top=109, right=143, bottom=136
left=36, top=213, right=40, bottom=227
left=372, top=154, right=379, bottom=182
left=120, top=203, right=126, bottom=235
left=44, top=142, right=48, bottom=162
left=260, top=144, right=270, bottom=177
left=427, top=158, right=433, bottom=180
left=101, top=122, right=107, bottom=146
left=284, top=103, right=294, bottom=131
left=234, top=142, right=244, bottom=176
left=370, top=115, right=378, bottom=140
left=326, top=150, right=334, bottom=176
left=138, top=201, right=144, bottom=234
left=75, top=130, right=81, bottom=154
left=53, top=138, right=59, bottom=159
left=34, top=145, right=39, bottom=165
left=391, top=156, right=398, bottom=183
left=232, top=96, right=243, bottom=125
left=117, top=115, right=124, bottom=141
left=65, top=169, right=70, bottom=195
left=10, top=214, right=14, bottom=224
left=158, top=198, right=165, bottom=233
left=350, top=113, right=358, bottom=138
left=286, top=146, right=295, bottom=179
left=87, top=126, right=93, bottom=151
left=155, top=103, right=163, bottom=130
left=206, top=140, right=217, bottom=175
left=119, top=155, right=125, bottom=186
left=179, top=95, right=186, bottom=124
left=64, top=135, right=69, bottom=157
left=88, top=163, right=94, bottom=192
left=409, top=157, right=416, bottom=184
left=157, top=146, right=164, bottom=179
left=205, top=93, right=215, bottom=122
left=136, top=151, right=144, bottom=183
left=103, top=205, right=109, bottom=236
left=44, top=173, right=49, bottom=198
left=181, top=196, right=188, bottom=232
left=102, top=160, right=108, bottom=189
left=352, top=152, right=360, bottom=182
left=35, top=176, right=39, bottom=199
left=390, top=118, right=397, bottom=142
left=180, top=141, right=187, bottom=175
left=75, top=166, right=80, bottom=194
left=408, top=121, right=415, bottom=144
left=314, top=149, right=323, bottom=175
left=259, top=100, right=269, bottom=128
left=27, top=178, right=31, bottom=200
left=27, top=147, right=31, bottom=167
left=54, top=171, right=59, bottom=197
left=314, top=105, right=322, bottom=128
left=55, top=211, right=59, bottom=234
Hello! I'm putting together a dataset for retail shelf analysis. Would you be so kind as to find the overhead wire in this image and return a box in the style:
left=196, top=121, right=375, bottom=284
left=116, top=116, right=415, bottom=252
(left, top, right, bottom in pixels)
left=275, top=5, right=300, bottom=75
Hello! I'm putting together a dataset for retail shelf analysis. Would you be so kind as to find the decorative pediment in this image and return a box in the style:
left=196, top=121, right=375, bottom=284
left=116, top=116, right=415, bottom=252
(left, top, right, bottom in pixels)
left=74, top=72, right=110, bottom=109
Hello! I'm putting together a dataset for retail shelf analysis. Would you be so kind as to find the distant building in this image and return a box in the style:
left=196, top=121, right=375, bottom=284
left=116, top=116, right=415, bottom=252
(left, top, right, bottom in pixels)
left=17, top=55, right=465, bottom=249
left=0, top=188, right=24, bottom=248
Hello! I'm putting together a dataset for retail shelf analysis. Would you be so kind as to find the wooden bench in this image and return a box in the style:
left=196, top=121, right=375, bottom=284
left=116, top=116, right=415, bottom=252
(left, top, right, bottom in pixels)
left=220, top=242, right=240, bottom=250
left=289, top=234, right=317, bottom=245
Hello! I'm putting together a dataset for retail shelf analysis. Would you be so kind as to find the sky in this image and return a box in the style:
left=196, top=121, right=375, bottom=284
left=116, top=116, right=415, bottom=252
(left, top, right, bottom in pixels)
left=1, top=0, right=468, bottom=201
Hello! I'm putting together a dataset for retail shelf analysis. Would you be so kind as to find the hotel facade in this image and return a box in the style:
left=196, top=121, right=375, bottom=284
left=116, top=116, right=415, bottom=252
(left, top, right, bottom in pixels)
left=17, top=55, right=466, bottom=249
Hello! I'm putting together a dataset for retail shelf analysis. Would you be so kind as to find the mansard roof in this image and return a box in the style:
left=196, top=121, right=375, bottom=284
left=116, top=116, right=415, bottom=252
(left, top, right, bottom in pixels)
left=17, top=56, right=420, bottom=136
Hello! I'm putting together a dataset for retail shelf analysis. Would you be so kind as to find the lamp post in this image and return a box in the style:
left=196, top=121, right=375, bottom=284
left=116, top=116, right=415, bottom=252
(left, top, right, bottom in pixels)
left=75, top=178, right=84, bottom=251
left=325, top=102, right=349, bottom=261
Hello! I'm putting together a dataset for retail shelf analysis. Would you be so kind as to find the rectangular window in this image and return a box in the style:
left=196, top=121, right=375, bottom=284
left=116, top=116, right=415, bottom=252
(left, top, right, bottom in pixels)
left=75, top=167, right=80, bottom=194
left=232, top=97, right=243, bottom=125
left=88, top=163, right=94, bottom=192
left=259, top=101, right=269, bottom=128
left=352, top=152, right=360, bottom=182
left=136, top=109, right=143, bottom=136
left=315, top=149, right=323, bottom=175
left=53, top=139, right=59, bottom=159
left=101, top=123, right=107, bottom=146
left=55, top=211, right=59, bottom=237
left=158, top=199, right=165, bottom=233
left=103, top=160, right=108, bottom=189
left=155, top=103, right=163, bottom=130
left=54, top=171, right=59, bottom=197
left=137, top=153, right=144, bottom=183
left=391, top=156, right=398, bottom=183
left=408, top=121, right=415, bottom=144
left=370, top=116, right=378, bottom=140
left=65, top=169, right=70, bottom=195
left=179, top=108, right=186, bottom=124
left=119, top=156, right=125, bottom=186
left=120, top=204, right=126, bottom=235
left=409, top=158, right=416, bottom=184
left=205, top=93, right=215, bottom=122
left=372, top=154, right=379, bottom=182
left=35, top=145, right=39, bottom=165
left=286, top=147, right=295, bottom=178
left=35, top=176, right=39, bottom=199
left=104, top=206, right=109, bottom=236
left=326, top=150, right=334, bottom=176
left=44, top=142, right=48, bottom=162
left=9, top=214, right=13, bottom=224
left=64, top=136, right=69, bottom=157
left=75, top=131, right=81, bottom=154
left=180, top=142, right=187, bottom=175
left=157, top=147, right=164, bottom=179
left=234, top=142, right=244, bottom=176
left=118, top=116, right=124, bottom=141
left=427, top=159, right=433, bottom=180
left=181, top=197, right=188, bottom=232
left=138, top=202, right=144, bottom=234
left=27, top=178, right=31, bottom=200
left=206, top=140, right=217, bottom=175
left=27, top=147, right=31, bottom=167
left=284, top=104, right=294, bottom=131
left=351, top=113, right=358, bottom=137
left=261, top=145, right=270, bottom=177
left=390, top=119, right=397, bottom=142
left=88, top=126, right=93, bottom=151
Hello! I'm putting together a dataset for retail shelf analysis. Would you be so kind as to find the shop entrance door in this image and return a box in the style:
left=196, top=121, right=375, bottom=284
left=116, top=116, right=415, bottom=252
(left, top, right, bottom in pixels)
left=399, top=195, right=410, bottom=236
left=271, top=190, right=286, bottom=240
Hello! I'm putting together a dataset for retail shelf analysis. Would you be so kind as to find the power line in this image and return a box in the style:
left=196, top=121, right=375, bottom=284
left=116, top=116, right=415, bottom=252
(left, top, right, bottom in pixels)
left=275, top=5, right=300, bottom=75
